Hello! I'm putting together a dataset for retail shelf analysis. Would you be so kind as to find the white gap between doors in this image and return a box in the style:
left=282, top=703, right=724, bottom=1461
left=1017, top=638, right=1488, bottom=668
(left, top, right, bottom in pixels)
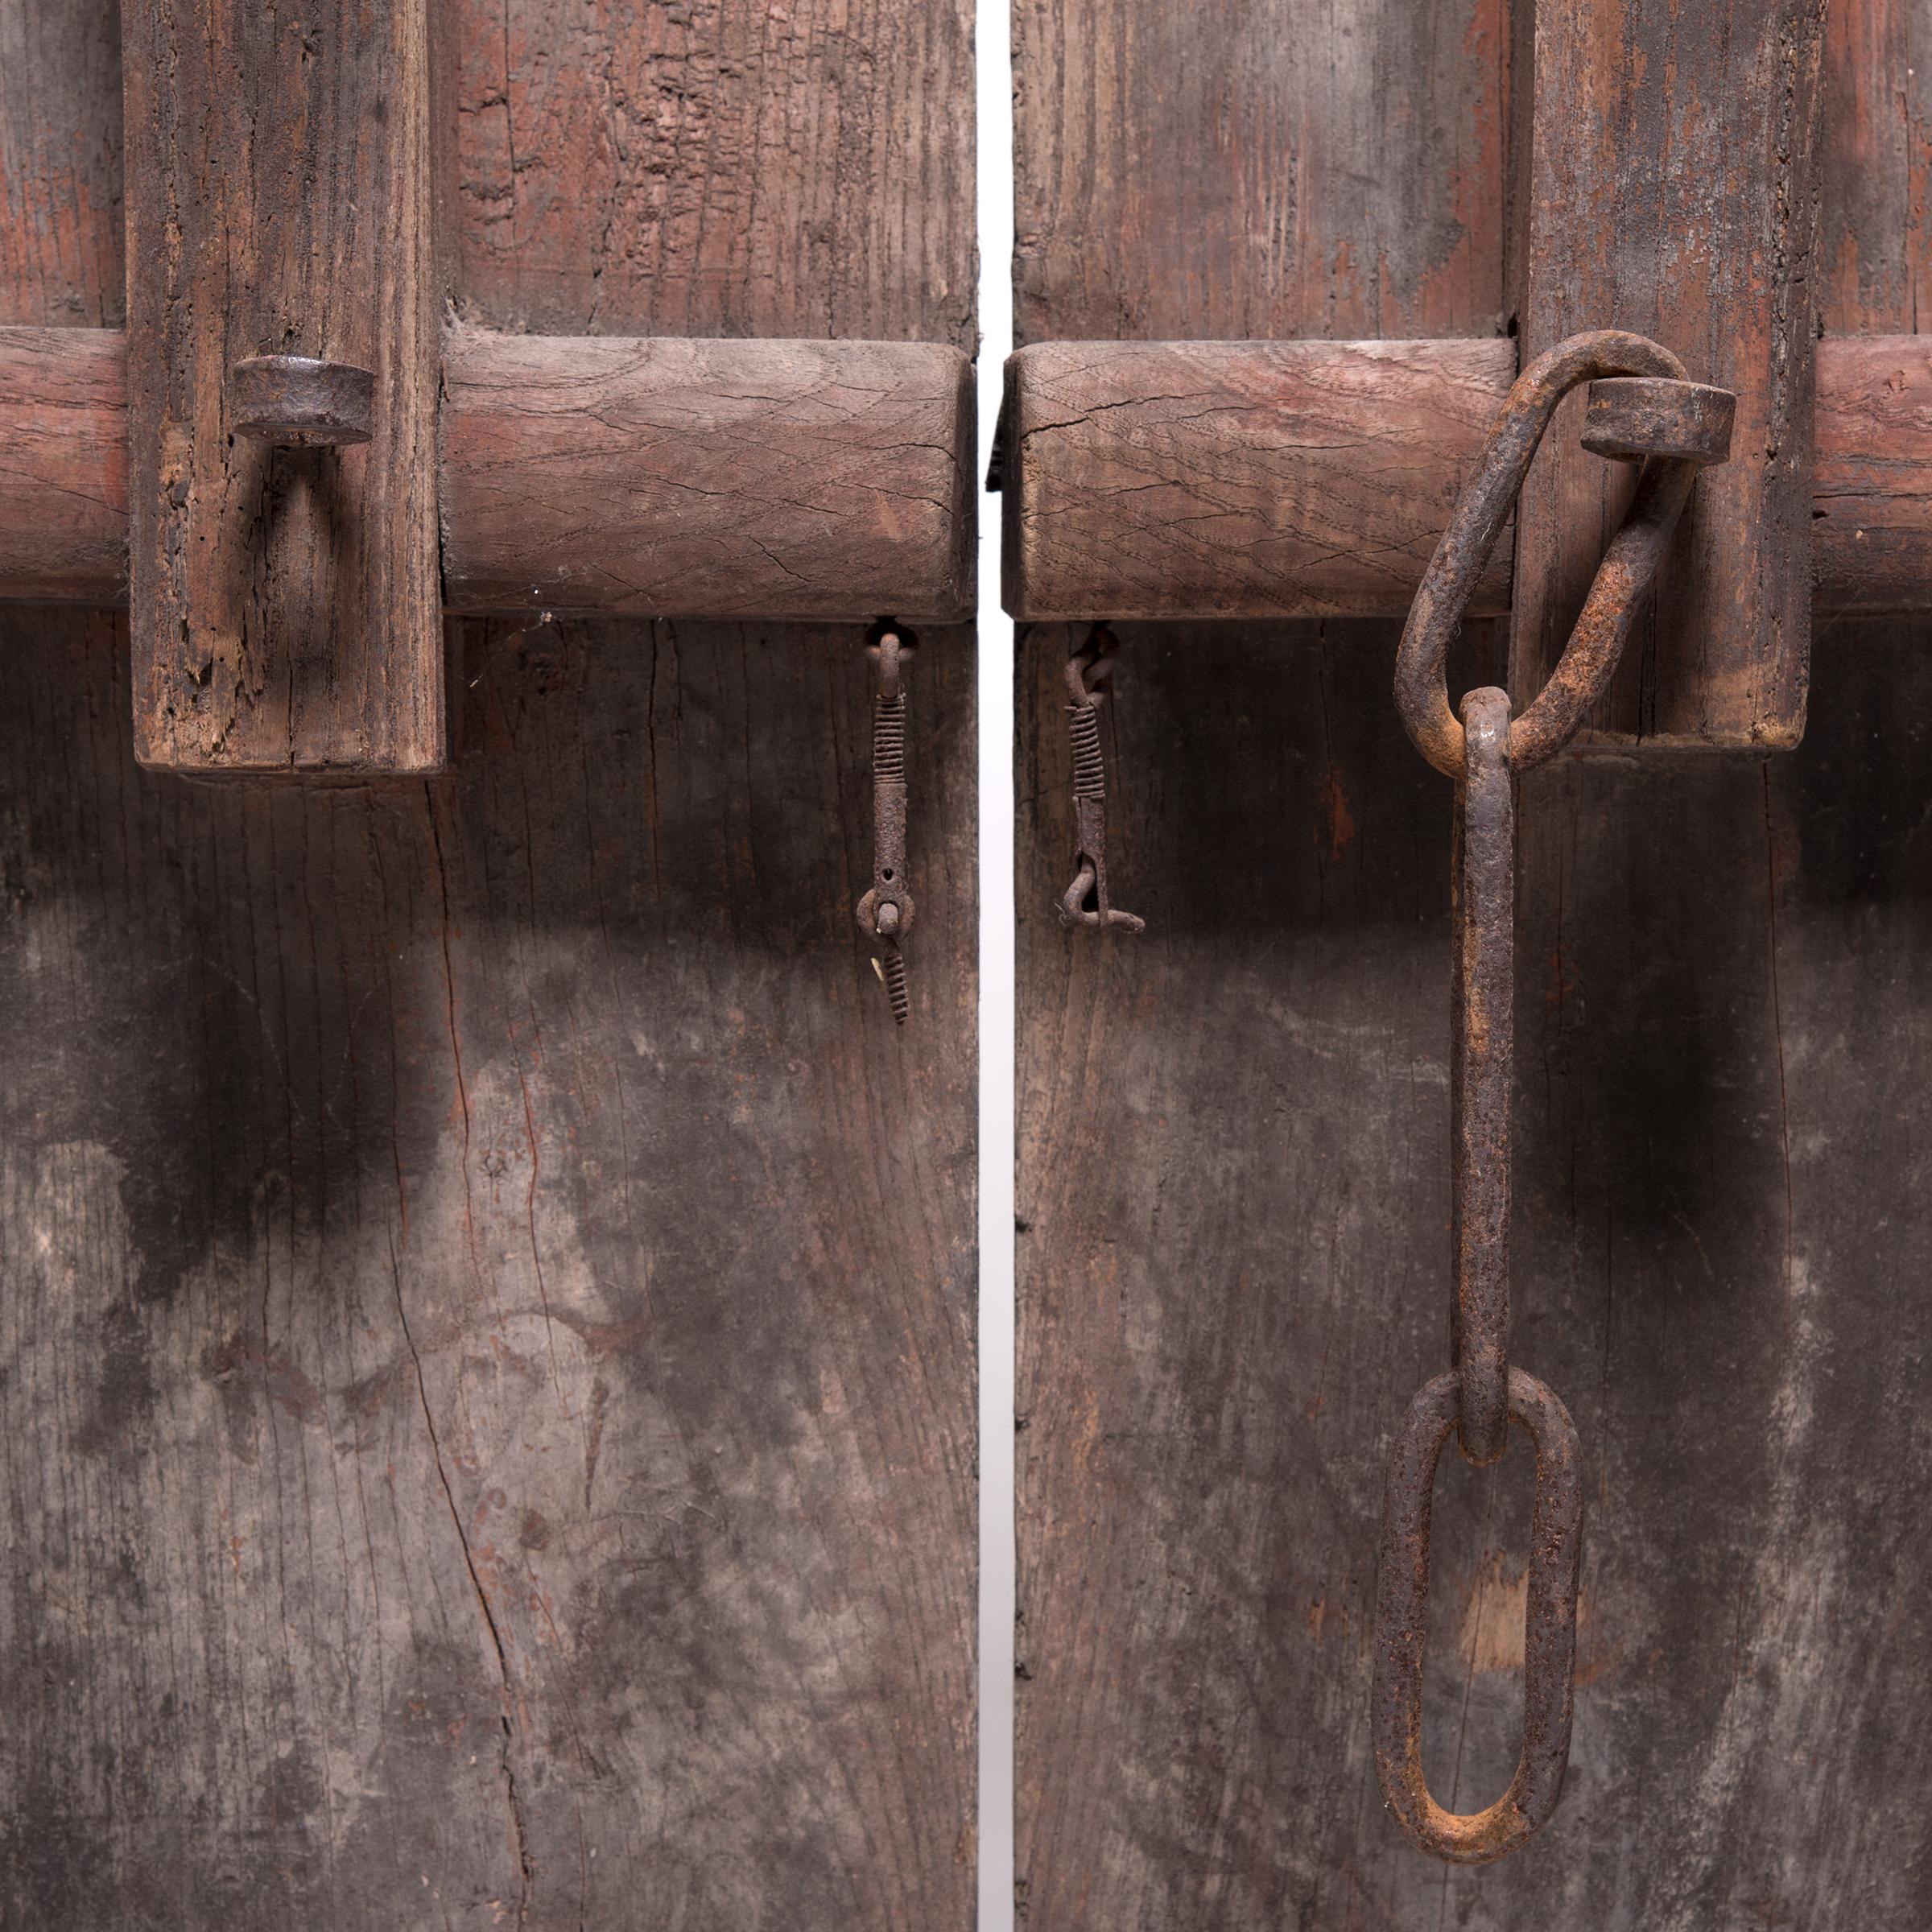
left=976, top=0, right=1018, bottom=1922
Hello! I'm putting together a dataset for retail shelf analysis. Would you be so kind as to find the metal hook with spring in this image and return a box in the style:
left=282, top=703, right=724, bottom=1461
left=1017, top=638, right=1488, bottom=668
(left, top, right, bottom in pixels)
left=1059, top=625, right=1144, bottom=935
left=855, top=623, right=915, bottom=1023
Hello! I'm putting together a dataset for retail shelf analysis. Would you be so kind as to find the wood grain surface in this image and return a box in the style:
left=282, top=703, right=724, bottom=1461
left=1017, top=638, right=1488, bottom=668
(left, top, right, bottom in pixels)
left=13, top=319, right=1930, bottom=625
left=0, top=326, right=975, bottom=622
left=0, top=3, right=976, bottom=1928
left=1508, top=0, right=1827, bottom=753
left=1001, top=334, right=1932, bottom=620
left=121, top=0, right=444, bottom=774
left=1013, top=2, right=1932, bottom=1926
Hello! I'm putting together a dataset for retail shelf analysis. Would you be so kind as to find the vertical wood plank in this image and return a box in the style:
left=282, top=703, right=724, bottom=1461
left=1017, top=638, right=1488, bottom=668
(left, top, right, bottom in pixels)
left=121, top=0, right=444, bottom=773
left=440, top=6, right=978, bottom=1914
left=1013, top=1, right=1516, bottom=1924
left=0, top=2, right=975, bottom=1927
left=1507, top=0, right=1827, bottom=753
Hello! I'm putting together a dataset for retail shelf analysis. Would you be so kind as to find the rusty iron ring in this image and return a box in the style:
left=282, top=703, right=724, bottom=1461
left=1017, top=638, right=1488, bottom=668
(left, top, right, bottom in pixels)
left=1393, top=329, right=1735, bottom=778
left=1372, top=1366, right=1584, bottom=1864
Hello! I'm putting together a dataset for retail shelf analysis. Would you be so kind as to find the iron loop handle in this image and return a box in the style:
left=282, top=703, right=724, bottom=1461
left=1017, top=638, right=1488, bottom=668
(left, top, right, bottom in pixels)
left=1393, top=329, right=1736, bottom=778
left=1372, top=1367, right=1584, bottom=1864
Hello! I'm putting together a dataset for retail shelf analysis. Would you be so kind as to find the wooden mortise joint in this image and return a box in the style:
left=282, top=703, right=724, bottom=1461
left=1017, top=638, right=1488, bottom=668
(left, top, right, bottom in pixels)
left=1005, top=0, right=1831, bottom=757
left=0, top=326, right=976, bottom=630
left=104, top=6, right=977, bottom=778
left=122, top=0, right=444, bottom=777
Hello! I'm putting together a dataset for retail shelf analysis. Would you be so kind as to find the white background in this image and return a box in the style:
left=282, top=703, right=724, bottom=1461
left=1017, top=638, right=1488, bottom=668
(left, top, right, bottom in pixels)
left=976, top=0, right=1018, bottom=1921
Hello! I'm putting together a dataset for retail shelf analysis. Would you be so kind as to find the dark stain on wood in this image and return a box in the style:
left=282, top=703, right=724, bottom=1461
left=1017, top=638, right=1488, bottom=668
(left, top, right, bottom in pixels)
left=0, top=1, right=976, bottom=1926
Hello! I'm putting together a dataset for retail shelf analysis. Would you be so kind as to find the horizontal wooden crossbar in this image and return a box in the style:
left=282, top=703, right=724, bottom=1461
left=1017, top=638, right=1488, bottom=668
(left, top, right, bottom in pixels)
left=0, top=327, right=975, bottom=623
left=1002, top=336, right=1932, bottom=621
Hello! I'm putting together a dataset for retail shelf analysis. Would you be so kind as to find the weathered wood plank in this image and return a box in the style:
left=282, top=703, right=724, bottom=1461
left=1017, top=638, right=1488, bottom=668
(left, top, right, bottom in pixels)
left=0, top=2, right=976, bottom=1929
left=12, top=320, right=1931, bottom=625
left=1508, top=0, right=1827, bottom=752
left=440, top=329, right=974, bottom=619
left=1001, top=335, right=1932, bottom=621
left=0, top=327, right=973, bottom=621
left=0, top=5, right=122, bottom=328
left=438, top=8, right=978, bottom=1922
left=122, top=0, right=444, bottom=773
left=452, top=0, right=976, bottom=349
left=1016, top=2, right=1932, bottom=1927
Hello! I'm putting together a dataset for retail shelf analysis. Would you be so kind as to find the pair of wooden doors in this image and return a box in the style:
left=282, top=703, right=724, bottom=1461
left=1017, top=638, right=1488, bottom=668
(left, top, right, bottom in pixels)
left=2, top=1, right=1930, bottom=1927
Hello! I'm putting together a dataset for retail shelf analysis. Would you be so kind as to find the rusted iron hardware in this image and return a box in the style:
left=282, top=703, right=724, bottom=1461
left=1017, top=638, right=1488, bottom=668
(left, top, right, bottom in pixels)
left=1059, top=625, right=1145, bottom=935
left=229, top=355, right=376, bottom=448
left=856, top=625, right=915, bottom=1023
left=1373, top=332, right=1734, bottom=1864
left=1394, top=331, right=1735, bottom=779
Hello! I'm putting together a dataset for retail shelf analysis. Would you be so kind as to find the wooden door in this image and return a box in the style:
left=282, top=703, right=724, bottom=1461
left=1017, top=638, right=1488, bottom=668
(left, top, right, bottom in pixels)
left=1013, top=2, right=1932, bottom=1924
left=0, top=6, right=974, bottom=1926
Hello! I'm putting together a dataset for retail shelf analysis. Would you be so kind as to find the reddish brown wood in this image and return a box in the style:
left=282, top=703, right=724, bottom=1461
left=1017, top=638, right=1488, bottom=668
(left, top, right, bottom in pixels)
left=0, top=326, right=972, bottom=621
left=0, top=327, right=125, bottom=605
left=122, top=0, right=443, bottom=774
left=11, top=322, right=1929, bottom=625
left=999, top=334, right=1932, bottom=621
left=1508, top=0, right=1827, bottom=752
left=1002, top=337, right=1517, bottom=620
left=440, top=329, right=975, bottom=619
left=1813, top=336, right=1932, bottom=609
left=2, top=1, right=976, bottom=1926
left=1014, top=2, right=1932, bottom=1927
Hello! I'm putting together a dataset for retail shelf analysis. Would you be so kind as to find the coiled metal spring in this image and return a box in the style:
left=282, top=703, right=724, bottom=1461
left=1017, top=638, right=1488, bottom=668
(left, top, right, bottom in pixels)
left=1067, top=699, right=1105, bottom=800
left=874, top=691, right=907, bottom=782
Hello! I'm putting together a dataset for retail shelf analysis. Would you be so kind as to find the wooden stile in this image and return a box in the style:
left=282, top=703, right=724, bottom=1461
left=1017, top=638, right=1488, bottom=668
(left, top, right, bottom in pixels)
left=121, top=0, right=444, bottom=774
left=1508, top=0, right=1828, bottom=750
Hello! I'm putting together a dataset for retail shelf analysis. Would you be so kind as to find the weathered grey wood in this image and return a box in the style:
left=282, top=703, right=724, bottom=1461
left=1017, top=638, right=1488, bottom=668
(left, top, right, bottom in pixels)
left=1016, top=2, right=1932, bottom=1927
left=0, top=4, right=976, bottom=1929
left=122, top=0, right=444, bottom=774
left=1508, top=0, right=1827, bottom=752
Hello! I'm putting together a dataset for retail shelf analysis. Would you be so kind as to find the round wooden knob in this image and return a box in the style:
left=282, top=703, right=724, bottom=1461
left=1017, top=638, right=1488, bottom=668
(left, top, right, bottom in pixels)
left=229, top=356, right=375, bottom=448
